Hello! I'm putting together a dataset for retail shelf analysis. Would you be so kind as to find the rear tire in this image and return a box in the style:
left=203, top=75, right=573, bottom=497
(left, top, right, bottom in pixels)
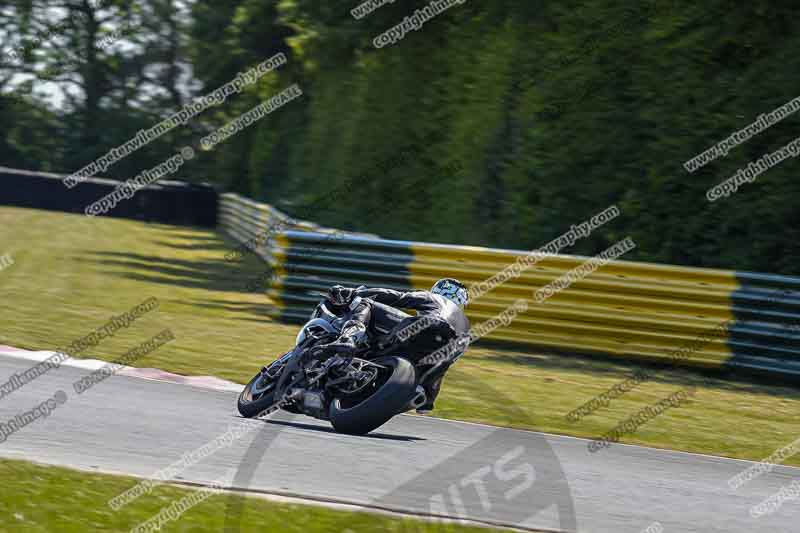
left=329, top=356, right=416, bottom=435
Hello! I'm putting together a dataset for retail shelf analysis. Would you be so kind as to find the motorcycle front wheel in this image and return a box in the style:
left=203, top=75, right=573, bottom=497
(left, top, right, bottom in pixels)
left=237, top=359, right=285, bottom=418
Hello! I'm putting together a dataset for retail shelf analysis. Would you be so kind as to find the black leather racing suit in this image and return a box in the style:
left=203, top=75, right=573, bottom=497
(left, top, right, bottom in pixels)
left=313, top=288, right=471, bottom=408
left=354, top=288, right=470, bottom=360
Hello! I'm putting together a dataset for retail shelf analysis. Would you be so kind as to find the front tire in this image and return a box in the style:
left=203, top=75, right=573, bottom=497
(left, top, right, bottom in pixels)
left=237, top=370, right=278, bottom=418
left=329, top=356, right=416, bottom=435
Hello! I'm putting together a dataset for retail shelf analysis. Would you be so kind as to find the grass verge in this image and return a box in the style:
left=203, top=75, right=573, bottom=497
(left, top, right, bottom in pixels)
left=1, top=206, right=799, bottom=465
left=0, top=458, right=511, bottom=532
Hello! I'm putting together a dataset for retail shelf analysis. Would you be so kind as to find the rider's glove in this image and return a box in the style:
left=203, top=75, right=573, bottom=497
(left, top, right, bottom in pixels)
left=306, top=339, right=356, bottom=361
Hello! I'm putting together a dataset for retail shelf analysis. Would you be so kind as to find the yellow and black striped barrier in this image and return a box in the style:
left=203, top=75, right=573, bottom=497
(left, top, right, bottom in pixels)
left=219, top=194, right=800, bottom=380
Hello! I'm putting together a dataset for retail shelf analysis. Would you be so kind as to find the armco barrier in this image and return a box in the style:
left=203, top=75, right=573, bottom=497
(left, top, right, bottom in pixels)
left=0, top=167, right=217, bottom=227
left=218, top=193, right=324, bottom=262
left=218, top=193, right=379, bottom=262
left=218, top=196, right=800, bottom=380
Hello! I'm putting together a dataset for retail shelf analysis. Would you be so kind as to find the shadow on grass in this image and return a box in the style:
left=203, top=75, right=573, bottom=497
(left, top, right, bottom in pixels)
left=190, top=299, right=277, bottom=319
left=156, top=229, right=223, bottom=241
left=150, top=239, right=232, bottom=252
left=80, top=240, right=261, bottom=294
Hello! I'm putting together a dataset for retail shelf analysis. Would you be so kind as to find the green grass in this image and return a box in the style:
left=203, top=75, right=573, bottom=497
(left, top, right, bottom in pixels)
left=0, top=206, right=299, bottom=379
left=440, top=354, right=800, bottom=464
left=0, top=458, right=511, bottom=533
left=1, top=206, right=799, bottom=466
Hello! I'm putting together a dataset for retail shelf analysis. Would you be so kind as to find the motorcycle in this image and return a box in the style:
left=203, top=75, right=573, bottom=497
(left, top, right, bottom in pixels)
left=237, top=304, right=427, bottom=435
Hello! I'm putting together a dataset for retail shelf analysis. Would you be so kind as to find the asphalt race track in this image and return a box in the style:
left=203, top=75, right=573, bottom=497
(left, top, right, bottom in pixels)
left=0, top=353, right=797, bottom=533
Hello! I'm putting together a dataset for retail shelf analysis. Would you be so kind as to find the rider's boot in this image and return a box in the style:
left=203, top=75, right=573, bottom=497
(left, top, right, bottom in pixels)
left=416, top=362, right=450, bottom=414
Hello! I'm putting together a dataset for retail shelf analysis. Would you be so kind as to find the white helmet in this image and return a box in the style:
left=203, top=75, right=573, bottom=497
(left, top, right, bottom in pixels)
left=431, top=278, right=469, bottom=308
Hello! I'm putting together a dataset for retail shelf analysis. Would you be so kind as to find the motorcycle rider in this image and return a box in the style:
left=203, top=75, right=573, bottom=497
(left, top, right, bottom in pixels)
left=308, top=279, right=471, bottom=413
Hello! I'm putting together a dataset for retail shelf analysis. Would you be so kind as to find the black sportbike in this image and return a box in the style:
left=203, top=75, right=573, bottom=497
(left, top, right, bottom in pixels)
left=237, top=307, right=427, bottom=435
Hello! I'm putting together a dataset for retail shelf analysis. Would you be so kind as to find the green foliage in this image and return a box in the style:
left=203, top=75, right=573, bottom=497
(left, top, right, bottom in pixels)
left=2, top=0, right=799, bottom=273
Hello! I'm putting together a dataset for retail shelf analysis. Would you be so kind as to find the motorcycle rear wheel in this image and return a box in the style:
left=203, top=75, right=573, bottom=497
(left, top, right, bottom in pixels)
left=329, top=356, right=416, bottom=435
